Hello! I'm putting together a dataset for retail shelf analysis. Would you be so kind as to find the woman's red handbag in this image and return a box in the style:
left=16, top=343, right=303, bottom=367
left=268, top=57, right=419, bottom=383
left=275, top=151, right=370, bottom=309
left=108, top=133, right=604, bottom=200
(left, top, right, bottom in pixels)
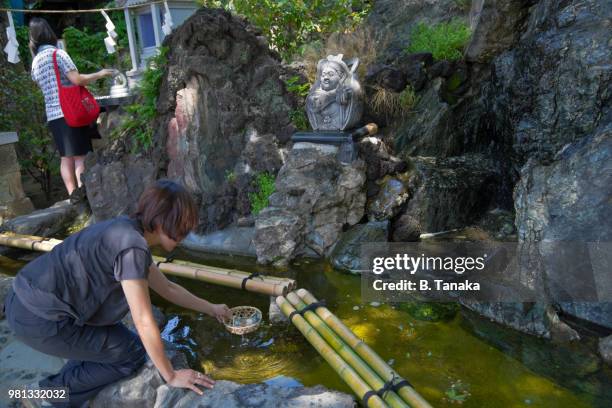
left=52, top=50, right=100, bottom=127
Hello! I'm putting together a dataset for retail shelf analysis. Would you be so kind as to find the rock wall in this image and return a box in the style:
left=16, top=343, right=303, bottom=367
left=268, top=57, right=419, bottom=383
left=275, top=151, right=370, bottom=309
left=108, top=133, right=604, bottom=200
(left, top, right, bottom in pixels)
left=363, top=0, right=612, bottom=335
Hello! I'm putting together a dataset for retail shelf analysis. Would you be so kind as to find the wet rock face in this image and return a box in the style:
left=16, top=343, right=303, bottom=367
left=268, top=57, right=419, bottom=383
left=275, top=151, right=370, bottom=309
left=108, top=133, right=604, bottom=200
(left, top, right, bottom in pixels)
left=514, top=126, right=612, bottom=328
left=254, top=143, right=366, bottom=266
left=398, top=154, right=500, bottom=234
left=159, top=8, right=295, bottom=232
left=491, top=0, right=611, bottom=165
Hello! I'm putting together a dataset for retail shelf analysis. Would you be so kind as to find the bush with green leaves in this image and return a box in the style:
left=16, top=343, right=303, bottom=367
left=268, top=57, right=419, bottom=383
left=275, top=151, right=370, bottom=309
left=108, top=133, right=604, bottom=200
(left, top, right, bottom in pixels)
left=196, top=0, right=371, bottom=60
left=0, top=65, right=59, bottom=200
left=406, top=19, right=471, bottom=61
left=113, top=47, right=168, bottom=152
left=249, top=172, right=275, bottom=215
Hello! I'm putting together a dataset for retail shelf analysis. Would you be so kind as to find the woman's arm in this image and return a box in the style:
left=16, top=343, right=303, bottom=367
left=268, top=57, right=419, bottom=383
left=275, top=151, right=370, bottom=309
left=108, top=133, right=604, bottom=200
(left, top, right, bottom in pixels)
left=121, top=279, right=215, bottom=394
left=147, top=264, right=230, bottom=322
left=66, top=68, right=114, bottom=86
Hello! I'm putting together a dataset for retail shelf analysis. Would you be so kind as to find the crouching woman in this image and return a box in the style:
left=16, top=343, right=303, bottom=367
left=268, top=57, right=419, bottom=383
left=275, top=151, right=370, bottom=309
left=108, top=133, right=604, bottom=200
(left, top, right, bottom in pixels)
left=4, top=179, right=230, bottom=407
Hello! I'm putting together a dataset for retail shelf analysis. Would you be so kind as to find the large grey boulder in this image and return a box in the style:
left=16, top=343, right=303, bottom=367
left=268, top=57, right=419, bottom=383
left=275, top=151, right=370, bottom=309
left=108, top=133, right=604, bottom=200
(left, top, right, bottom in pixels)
left=0, top=200, right=84, bottom=238
left=254, top=142, right=366, bottom=266
left=83, top=153, right=157, bottom=222
left=154, top=380, right=354, bottom=408
left=91, top=345, right=189, bottom=408
left=159, top=8, right=296, bottom=232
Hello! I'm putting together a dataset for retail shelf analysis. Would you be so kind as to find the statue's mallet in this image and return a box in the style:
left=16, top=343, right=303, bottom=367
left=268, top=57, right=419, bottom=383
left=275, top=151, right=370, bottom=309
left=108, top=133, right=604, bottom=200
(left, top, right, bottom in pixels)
left=351, top=123, right=378, bottom=140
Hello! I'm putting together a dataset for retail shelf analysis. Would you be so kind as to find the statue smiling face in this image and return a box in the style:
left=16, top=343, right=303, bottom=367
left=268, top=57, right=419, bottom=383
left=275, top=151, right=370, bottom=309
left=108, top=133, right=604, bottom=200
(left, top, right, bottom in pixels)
left=320, top=62, right=344, bottom=91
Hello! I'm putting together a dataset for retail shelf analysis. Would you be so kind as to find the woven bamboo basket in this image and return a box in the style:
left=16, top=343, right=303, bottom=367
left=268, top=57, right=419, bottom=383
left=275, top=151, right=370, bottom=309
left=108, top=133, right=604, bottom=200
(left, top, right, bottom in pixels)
left=223, top=306, right=262, bottom=335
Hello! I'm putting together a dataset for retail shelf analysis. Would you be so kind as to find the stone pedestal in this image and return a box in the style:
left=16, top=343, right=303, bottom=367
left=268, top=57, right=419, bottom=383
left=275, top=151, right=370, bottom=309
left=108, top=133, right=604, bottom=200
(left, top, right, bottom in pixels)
left=0, top=132, right=33, bottom=224
left=291, top=131, right=357, bottom=163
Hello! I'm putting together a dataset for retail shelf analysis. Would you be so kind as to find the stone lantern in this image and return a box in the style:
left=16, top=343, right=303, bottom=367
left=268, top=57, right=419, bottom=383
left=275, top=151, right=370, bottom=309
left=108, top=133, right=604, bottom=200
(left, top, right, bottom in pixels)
left=0, top=132, right=33, bottom=224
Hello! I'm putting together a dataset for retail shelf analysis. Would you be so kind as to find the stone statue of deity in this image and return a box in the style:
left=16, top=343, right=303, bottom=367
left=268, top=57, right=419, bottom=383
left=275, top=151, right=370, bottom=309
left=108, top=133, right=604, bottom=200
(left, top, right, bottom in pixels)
left=306, top=54, right=363, bottom=131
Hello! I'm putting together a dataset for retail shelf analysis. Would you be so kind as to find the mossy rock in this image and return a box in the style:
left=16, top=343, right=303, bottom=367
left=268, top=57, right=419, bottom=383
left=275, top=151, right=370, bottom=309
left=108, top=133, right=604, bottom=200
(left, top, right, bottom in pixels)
left=398, top=301, right=459, bottom=322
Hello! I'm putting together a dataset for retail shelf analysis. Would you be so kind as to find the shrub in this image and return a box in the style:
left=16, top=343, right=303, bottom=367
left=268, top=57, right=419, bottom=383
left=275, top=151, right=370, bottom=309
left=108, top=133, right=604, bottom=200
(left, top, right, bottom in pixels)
left=113, top=47, right=168, bottom=152
left=406, top=19, right=471, bottom=61
left=249, top=172, right=275, bottom=215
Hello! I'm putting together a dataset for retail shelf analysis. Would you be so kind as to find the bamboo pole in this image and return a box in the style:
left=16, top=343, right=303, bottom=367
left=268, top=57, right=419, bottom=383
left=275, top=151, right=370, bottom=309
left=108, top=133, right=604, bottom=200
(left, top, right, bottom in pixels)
left=285, top=292, right=409, bottom=408
left=276, top=296, right=389, bottom=408
left=296, top=289, right=432, bottom=408
left=0, top=232, right=294, bottom=296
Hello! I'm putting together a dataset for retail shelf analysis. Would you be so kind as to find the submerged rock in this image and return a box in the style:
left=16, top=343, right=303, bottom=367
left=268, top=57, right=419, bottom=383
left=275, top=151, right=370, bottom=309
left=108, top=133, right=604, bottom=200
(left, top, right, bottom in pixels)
left=598, top=335, right=612, bottom=366
left=329, top=221, right=389, bottom=274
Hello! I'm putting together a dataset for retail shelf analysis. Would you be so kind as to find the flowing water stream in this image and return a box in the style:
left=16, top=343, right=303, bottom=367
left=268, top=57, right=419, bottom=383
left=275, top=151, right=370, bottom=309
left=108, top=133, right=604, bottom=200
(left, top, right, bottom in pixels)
left=1, top=250, right=610, bottom=407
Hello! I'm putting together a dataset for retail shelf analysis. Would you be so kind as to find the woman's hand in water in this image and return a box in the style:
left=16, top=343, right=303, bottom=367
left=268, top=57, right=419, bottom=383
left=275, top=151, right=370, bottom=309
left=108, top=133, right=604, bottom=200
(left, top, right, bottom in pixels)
left=167, top=369, right=215, bottom=395
left=211, top=303, right=231, bottom=323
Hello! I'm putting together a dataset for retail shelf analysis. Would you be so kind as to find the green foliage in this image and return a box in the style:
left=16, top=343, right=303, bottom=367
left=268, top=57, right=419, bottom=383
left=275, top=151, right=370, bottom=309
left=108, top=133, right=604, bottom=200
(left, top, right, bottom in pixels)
left=114, top=47, right=169, bottom=152
left=15, top=25, right=32, bottom=67
left=284, top=75, right=310, bottom=98
left=0, top=66, right=59, bottom=200
left=225, top=170, right=236, bottom=183
left=398, top=84, right=418, bottom=111
left=406, top=20, right=471, bottom=61
left=196, top=0, right=371, bottom=60
left=248, top=172, right=275, bottom=215
left=289, top=109, right=309, bottom=130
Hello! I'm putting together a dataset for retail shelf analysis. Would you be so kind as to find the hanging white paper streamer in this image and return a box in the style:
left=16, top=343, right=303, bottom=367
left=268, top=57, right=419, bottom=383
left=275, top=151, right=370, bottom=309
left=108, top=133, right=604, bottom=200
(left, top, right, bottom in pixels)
left=161, top=1, right=174, bottom=36
left=100, top=10, right=117, bottom=54
left=4, top=11, right=20, bottom=64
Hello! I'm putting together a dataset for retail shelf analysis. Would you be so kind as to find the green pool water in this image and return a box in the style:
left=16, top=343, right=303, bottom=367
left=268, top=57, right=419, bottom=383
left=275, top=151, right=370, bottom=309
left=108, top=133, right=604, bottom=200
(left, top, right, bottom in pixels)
left=1, top=251, right=610, bottom=407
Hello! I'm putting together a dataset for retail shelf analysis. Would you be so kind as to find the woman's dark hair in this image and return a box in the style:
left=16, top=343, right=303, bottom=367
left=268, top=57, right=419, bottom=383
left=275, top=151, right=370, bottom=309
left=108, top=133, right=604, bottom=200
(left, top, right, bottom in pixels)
left=133, top=179, right=199, bottom=241
left=28, top=17, right=58, bottom=56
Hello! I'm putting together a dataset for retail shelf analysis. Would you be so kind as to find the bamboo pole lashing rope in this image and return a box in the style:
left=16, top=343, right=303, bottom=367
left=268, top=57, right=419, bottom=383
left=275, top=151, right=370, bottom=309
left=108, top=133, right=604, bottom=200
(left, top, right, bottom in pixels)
left=276, top=295, right=389, bottom=408
left=296, top=289, right=432, bottom=408
left=285, top=292, right=409, bottom=408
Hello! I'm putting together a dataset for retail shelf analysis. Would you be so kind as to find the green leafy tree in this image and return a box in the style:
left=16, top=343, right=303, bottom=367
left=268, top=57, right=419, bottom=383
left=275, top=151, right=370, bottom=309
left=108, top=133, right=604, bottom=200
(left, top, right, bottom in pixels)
left=197, top=0, right=371, bottom=60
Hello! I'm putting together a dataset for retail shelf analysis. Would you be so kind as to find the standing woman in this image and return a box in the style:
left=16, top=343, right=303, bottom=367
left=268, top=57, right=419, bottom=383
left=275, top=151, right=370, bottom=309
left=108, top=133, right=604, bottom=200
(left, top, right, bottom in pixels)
left=4, top=179, right=231, bottom=407
left=29, top=17, right=113, bottom=199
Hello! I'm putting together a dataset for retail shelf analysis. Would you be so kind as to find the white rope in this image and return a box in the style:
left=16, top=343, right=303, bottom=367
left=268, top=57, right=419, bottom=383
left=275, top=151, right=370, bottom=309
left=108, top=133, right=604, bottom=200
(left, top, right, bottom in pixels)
left=0, top=1, right=165, bottom=14
left=4, top=11, right=19, bottom=64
